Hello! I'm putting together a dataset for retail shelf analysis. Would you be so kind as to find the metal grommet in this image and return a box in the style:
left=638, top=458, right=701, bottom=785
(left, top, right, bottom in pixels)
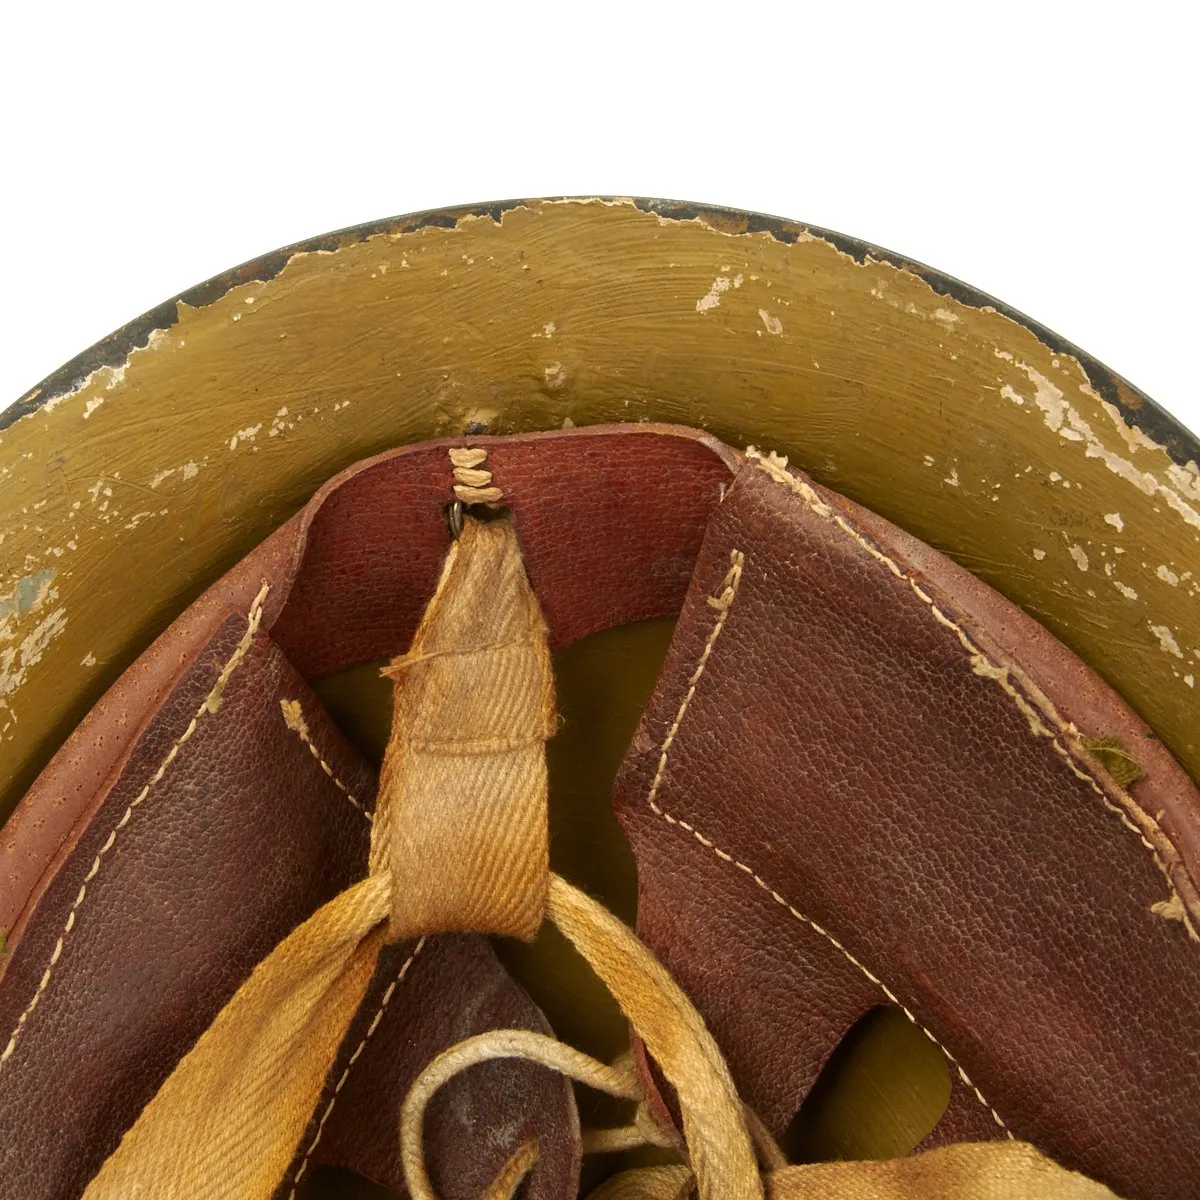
left=447, top=499, right=465, bottom=540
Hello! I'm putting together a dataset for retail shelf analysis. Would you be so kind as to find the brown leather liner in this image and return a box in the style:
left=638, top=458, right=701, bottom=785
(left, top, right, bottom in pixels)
left=0, top=424, right=739, bottom=955
left=615, top=457, right=1200, bottom=1200
left=2, top=426, right=1198, bottom=1198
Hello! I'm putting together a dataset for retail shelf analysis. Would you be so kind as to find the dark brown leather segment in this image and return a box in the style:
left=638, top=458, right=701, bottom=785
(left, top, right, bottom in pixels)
left=0, top=521, right=297, bottom=943
left=615, top=461, right=1200, bottom=1200
left=0, top=619, right=578, bottom=1198
left=271, top=426, right=738, bottom=676
left=1, top=425, right=736, bottom=954
left=0, top=620, right=373, bottom=1197
left=286, top=936, right=579, bottom=1200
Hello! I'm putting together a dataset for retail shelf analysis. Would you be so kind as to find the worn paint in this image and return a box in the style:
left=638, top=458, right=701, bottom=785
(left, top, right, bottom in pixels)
left=758, top=309, right=783, bottom=336
left=1, top=197, right=1197, bottom=821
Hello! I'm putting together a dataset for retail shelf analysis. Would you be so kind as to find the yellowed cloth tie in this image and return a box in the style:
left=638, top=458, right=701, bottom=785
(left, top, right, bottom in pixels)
left=84, top=516, right=1122, bottom=1200
left=590, top=1142, right=1118, bottom=1199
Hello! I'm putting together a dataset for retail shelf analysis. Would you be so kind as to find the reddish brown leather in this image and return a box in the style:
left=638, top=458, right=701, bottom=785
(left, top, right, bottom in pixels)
left=1, top=425, right=737, bottom=946
left=3, top=425, right=1199, bottom=1200
left=615, top=459, right=1200, bottom=1200
left=0, top=425, right=735, bottom=1199
left=273, top=425, right=739, bottom=677
left=0, top=620, right=575, bottom=1198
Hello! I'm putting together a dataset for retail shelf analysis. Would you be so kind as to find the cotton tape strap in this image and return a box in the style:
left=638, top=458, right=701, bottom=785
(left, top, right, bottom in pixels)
left=83, top=518, right=556, bottom=1197
left=589, top=1142, right=1120, bottom=1199
left=372, top=517, right=554, bottom=941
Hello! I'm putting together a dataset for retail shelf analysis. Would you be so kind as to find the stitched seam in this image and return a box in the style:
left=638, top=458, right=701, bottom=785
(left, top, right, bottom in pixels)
left=645, top=549, right=1012, bottom=1134
left=745, top=447, right=1197, bottom=943
left=287, top=936, right=427, bottom=1197
left=652, top=802, right=1013, bottom=1133
left=0, top=583, right=271, bottom=1073
left=645, top=549, right=744, bottom=808
left=279, top=699, right=371, bottom=822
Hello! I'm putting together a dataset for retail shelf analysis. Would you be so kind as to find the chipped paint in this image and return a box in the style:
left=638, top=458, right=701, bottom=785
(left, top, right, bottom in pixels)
left=0, top=571, right=69, bottom=738
left=150, top=459, right=203, bottom=487
left=0, top=570, right=56, bottom=622
left=1068, top=544, right=1090, bottom=572
left=1149, top=624, right=1184, bottom=659
left=228, top=424, right=263, bottom=451
left=2, top=196, right=1198, bottom=820
left=1104, top=512, right=1124, bottom=531
left=999, top=361, right=1200, bottom=533
left=1158, top=565, right=1181, bottom=587
left=696, top=273, right=742, bottom=313
left=758, top=309, right=783, bottom=336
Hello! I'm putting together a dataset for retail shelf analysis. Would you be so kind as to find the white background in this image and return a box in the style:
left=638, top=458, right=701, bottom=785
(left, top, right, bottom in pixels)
left=2, top=2, right=1196, bottom=436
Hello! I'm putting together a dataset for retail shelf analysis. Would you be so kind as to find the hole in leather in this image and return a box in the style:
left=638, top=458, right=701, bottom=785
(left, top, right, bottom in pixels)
left=780, top=1005, right=951, bottom=1165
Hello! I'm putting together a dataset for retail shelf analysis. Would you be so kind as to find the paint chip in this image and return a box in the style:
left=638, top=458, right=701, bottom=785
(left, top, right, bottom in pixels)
left=697, top=276, right=733, bottom=313
left=758, top=309, right=783, bottom=336
left=1148, top=624, right=1184, bottom=659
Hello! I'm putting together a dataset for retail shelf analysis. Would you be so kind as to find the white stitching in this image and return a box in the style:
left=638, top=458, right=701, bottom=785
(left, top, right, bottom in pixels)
left=0, top=584, right=271, bottom=1072
left=279, top=699, right=371, bottom=822
left=645, top=549, right=1013, bottom=1133
left=645, top=549, right=744, bottom=809
left=286, top=936, right=427, bottom=1197
left=745, top=447, right=1197, bottom=943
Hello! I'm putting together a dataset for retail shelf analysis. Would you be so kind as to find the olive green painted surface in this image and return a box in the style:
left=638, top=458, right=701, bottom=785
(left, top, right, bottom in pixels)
left=1, top=199, right=1196, bottom=831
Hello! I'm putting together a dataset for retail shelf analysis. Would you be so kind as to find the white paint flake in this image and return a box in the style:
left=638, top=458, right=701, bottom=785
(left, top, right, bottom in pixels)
left=228, top=424, right=263, bottom=451
left=1104, top=512, right=1124, bottom=531
left=1149, top=624, right=1184, bottom=659
left=696, top=273, right=743, bottom=313
left=758, top=309, right=783, bottom=336
left=998, top=361, right=1200, bottom=533
left=150, top=460, right=202, bottom=488
left=1067, top=544, right=1090, bottom=572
